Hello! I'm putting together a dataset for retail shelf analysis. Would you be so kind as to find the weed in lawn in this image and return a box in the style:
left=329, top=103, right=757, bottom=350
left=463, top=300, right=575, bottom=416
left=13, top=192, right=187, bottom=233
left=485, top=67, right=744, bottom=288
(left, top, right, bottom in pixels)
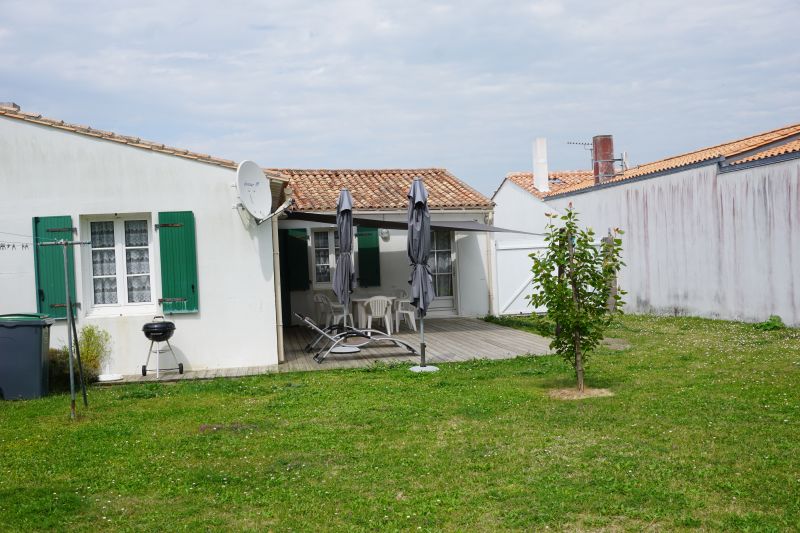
left=754, top=314, right=787, bottom=331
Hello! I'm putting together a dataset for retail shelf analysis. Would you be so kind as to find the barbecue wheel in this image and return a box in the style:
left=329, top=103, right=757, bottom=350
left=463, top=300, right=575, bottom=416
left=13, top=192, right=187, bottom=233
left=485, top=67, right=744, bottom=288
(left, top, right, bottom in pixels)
left=141, top=365, right=147, bottom=376
left=178, top=363, right=184, bottom=374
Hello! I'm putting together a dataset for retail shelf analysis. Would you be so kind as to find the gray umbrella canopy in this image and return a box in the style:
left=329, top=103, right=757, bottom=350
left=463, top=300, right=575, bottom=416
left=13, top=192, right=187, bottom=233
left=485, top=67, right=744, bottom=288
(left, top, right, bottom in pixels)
left=332, top=189, right=355, bottom=309
left=407, top=177, right=435, bottom=317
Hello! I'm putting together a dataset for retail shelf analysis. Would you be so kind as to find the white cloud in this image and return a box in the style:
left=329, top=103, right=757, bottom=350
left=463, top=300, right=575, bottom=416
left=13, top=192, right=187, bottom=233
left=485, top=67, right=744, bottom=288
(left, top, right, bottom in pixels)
left=0, top=0, right=797, bottom=193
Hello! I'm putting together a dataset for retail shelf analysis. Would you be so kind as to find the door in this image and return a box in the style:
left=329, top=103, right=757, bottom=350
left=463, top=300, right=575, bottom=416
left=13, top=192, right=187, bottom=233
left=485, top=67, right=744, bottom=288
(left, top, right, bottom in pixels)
left=277, top=229, right=293, bottom=325
left=428, top=230, right=455, bottom=312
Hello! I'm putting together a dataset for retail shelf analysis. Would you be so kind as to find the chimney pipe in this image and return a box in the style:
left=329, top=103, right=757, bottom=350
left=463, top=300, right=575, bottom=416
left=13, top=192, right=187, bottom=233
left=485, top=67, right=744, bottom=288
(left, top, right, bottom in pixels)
left=532, top=137, right=549, bottom=193
left=592, top=135, right=615, bottom=184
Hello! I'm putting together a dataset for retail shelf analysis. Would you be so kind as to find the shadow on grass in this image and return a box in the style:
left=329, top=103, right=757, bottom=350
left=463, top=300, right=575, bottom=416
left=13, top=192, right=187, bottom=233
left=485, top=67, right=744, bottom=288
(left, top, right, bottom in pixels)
left=0, top=487, right=84, bottom=529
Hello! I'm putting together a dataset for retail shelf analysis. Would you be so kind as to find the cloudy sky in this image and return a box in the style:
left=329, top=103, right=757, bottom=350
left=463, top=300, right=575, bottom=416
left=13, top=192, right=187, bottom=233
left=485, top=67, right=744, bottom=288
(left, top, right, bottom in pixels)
left=1, top=0, right=798, bottom=194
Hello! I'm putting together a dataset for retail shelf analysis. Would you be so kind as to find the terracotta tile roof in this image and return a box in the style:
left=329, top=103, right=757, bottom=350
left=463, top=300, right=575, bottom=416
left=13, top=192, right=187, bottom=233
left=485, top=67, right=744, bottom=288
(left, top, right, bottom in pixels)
left=272, top=168, right=493, bottom=211
left=728, top=137, right=800, bottom=166
left=503, top=170, right=594, bottom=199
left=531, top=122, right=800, bottom=197
left=0, top=103, right=287, bottom=180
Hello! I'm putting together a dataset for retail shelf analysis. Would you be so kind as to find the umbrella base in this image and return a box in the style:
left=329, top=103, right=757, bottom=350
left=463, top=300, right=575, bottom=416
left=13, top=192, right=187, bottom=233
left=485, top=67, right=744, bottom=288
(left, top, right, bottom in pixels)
left=331, top=346, right=360, bottom=354
left=409, top=365, right=439, bottom=373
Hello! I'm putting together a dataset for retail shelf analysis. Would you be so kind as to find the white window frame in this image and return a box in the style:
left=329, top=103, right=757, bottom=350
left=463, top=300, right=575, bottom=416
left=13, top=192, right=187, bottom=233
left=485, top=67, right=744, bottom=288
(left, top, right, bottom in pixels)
left=81, top=213, right=159, bottom=317
left=311, top=228, right=339, bottom=288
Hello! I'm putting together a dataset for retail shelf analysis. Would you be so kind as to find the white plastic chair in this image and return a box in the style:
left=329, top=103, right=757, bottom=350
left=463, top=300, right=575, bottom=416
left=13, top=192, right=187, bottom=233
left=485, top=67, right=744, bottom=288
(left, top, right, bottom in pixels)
left=366, top=296, right=393, bottom=335
left=314, top=293, right=353, bottom=328
left=393, top=289, right=417, bottom=332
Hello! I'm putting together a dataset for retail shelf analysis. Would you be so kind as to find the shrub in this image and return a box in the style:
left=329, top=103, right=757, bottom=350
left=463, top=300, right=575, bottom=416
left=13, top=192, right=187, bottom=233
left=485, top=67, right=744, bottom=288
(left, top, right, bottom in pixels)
left=754, top=315, right=786, bottom=331
left=48, top=346, right=72, bottom=393
left=484, top=314, right=556, bottom=337
left=48, top=324, right=112, bottom=392
left=78, top=324, right=112, bottom=379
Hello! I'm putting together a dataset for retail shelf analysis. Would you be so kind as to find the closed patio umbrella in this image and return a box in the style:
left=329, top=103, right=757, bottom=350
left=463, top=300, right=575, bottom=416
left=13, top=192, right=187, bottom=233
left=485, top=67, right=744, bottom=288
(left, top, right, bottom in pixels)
left=407, top=177, right=438, bottom=372
left=332, top=188, right=355, bottom=315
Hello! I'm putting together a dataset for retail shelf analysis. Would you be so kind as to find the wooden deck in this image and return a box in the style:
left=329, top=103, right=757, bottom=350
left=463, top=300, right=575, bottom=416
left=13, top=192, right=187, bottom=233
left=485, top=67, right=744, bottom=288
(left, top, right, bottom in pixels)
left=103, top=318, right=550, bottom=384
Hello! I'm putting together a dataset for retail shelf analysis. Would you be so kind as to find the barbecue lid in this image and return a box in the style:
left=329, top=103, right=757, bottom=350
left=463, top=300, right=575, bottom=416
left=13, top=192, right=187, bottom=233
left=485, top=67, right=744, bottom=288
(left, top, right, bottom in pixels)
left=142, top=321, right=176, bottom=332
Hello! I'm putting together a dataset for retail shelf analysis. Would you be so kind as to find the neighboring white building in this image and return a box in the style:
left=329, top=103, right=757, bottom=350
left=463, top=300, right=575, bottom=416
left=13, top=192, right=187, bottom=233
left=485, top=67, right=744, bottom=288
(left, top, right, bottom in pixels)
left=491, top=170, right=592, bottom=314
left=493, top=126, right=800, bottom=326
left=0, top=103, right=286, bottom=374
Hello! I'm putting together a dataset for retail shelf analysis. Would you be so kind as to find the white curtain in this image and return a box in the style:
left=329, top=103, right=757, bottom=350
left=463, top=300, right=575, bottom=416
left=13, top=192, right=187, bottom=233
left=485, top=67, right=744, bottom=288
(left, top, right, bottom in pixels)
left=125, top=220, right=151, bottom=303
left=91, top=221, right=117, bottom=304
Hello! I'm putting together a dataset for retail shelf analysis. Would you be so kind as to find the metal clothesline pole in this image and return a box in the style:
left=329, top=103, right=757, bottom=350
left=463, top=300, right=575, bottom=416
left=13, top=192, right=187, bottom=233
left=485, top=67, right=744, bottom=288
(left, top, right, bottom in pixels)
left=38, top=239, right=90, bottom=420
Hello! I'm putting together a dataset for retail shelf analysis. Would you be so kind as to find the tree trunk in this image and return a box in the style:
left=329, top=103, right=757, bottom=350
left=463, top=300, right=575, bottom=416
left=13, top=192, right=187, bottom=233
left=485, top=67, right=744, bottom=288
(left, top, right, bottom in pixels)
left=567, top=231, right=584, bottom=392
left=574, top=331, right=584, bottom=392
left=555, top=262, right=564, bottom=338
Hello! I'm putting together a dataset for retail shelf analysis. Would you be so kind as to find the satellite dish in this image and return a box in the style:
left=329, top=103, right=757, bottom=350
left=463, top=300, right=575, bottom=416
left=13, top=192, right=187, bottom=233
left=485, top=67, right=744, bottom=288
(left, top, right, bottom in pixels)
left=236, top=160, right=272, bottom=221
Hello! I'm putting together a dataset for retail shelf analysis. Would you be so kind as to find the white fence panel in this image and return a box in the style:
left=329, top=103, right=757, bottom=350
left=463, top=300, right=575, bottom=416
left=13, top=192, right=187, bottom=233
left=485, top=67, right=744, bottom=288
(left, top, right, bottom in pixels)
left=494, top=240, right=547, bottom=315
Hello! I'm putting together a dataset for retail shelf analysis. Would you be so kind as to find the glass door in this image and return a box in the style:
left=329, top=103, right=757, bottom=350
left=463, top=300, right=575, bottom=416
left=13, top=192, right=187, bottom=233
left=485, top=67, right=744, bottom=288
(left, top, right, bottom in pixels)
left=428, top=230, right=455, bottom=311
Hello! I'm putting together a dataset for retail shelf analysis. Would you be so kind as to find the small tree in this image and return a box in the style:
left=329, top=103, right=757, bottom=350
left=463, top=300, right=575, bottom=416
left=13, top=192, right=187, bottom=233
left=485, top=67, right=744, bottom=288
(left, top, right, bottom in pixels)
left=529, top=207, right=625, bottom=391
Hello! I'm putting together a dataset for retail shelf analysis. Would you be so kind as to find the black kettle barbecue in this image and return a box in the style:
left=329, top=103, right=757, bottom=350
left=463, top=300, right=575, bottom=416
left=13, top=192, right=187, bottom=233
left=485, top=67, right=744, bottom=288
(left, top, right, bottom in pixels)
left=141, top=316, right=183, bottom=377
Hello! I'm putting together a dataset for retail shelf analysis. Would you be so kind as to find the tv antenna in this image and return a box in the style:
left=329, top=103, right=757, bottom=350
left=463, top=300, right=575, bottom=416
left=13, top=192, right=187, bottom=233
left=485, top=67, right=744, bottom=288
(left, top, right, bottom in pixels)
left=567, top=141, right=594, bottom=169
left=568, top=141, right=629, bottom=173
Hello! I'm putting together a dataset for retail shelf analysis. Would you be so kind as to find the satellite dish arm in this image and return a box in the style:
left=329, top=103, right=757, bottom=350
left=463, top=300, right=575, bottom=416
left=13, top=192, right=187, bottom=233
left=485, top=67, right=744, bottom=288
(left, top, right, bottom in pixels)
left=255, top=198, right=294, bottom=225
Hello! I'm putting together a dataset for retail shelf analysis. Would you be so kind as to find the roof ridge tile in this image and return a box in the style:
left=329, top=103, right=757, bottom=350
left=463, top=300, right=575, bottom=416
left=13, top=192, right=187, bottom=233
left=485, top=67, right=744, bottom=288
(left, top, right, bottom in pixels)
left=0, top=104, right=285, bottom=178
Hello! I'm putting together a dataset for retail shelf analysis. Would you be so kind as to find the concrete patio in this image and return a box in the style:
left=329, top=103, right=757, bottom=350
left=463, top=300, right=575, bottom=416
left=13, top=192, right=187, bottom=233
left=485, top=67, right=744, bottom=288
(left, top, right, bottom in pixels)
left=102, top=318, right=550, bottom=384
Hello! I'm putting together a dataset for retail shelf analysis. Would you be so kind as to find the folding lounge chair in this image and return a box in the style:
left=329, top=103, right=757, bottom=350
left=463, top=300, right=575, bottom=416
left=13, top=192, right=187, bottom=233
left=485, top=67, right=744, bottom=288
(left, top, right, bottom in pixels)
left=294, top=313, right=417, bottom=364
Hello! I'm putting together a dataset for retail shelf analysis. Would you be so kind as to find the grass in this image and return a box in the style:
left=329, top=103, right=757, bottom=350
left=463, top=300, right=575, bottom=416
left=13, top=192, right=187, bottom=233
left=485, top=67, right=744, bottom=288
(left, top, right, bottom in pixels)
left=1, top=315, right=798, bottom=531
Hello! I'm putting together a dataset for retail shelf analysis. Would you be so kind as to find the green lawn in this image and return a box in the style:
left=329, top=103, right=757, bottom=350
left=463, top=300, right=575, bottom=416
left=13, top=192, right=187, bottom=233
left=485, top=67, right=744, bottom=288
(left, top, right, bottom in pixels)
left=1, top=315, right=798, bottom=531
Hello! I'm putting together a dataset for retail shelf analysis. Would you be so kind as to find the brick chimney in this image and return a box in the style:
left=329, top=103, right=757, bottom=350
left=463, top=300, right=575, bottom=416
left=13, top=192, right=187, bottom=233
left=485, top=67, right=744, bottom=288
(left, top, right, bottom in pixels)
left=592, top=135, right=615, bottom=184
left=0, top=102, right=20, bottom=111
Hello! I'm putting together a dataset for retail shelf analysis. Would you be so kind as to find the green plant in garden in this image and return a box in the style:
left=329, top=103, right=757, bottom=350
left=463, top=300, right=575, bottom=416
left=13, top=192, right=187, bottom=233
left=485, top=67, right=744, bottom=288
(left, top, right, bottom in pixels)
left=529, top=207, right=625, bottom=391
left=77, top=324, right=112, bottom=379
left=754, top=315, right=786, bottom=331
left=49, top=325, right=112, bottom=389
left=484, top=313, right=555, bottom=337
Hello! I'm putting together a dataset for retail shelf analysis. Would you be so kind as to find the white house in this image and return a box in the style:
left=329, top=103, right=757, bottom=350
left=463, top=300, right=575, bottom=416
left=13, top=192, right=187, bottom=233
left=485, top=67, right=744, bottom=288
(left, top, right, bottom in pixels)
left=272, top=169, right=496, bottom=326
left=1, top=104, right=505, bottom=376
left=493, top=127, right=800, bottom=326
left=0, top=103, right=286, bottom=374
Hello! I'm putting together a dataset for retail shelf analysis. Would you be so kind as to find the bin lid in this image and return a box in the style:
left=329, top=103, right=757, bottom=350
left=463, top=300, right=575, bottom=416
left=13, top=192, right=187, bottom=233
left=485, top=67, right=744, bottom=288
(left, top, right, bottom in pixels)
left=0, top=313, right=56, bottom=326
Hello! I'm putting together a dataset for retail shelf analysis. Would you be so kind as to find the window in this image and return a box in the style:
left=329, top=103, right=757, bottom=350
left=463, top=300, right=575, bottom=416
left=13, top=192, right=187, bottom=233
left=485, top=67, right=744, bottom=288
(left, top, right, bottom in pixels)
left=429, top=230, right=453, bottom=297
left=312, top=229, right=339, bottom=285
left=88, top=217, right=153, bottom=307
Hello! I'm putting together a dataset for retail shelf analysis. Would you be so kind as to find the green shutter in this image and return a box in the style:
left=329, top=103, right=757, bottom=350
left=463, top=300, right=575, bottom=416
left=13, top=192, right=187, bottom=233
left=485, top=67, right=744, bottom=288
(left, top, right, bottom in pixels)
left=32, top=216, right=76, bottom=319
left=357, top=227, right=381, bottom=287
left=286, top=229, right=310, bottom=291
left=157, top=211, right=199, bottom=314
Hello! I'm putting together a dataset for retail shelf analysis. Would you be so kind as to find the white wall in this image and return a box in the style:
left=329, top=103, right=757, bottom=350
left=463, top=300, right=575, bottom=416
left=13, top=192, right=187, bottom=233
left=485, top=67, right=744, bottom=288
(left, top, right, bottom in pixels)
left=0, top=117, right=279, bottom=373
left=279, top=210, right=493, bottom=323
left=491, top=179, right=552, bottom=315
left=546, top=160, right=800, bottom=326
left=492, top=179, right=555, bottom=238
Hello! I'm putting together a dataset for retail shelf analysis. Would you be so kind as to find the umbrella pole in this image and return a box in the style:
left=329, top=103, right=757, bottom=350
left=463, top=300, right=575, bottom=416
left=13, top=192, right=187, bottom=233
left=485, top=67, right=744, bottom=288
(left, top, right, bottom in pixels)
left=420, top=316, right=425, bottom=367
left=410, top=312, right=438, bottom=372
